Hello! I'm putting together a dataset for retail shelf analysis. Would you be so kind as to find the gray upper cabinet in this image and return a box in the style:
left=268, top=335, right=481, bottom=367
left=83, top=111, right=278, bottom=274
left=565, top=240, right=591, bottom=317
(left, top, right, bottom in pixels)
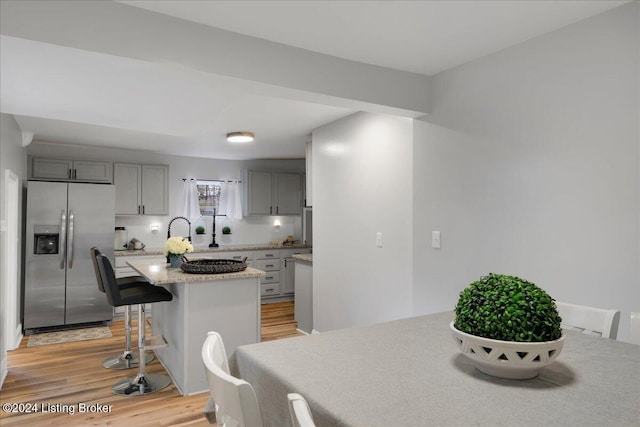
left=274, top=173, right=301, bottom=215
left=32, top=158, right=112, bottom=183
left=114, top=163, right=169, bottom=215
left=245, top=170, right=302, bottom=216
left=247, top=171, right=273, bottom=215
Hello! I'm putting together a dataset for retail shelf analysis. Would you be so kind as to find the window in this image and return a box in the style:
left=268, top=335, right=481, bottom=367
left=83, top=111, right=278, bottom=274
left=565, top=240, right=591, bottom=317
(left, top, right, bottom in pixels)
left=197, top=180, right=222, bottom=216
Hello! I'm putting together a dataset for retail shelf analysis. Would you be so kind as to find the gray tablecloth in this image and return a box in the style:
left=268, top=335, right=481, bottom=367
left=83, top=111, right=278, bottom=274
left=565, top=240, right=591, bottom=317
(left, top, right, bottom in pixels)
left=231, top=311, right=640, bottom=427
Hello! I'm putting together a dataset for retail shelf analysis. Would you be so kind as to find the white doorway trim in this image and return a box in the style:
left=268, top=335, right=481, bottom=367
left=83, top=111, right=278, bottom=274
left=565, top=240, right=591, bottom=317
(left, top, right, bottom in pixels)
left=3, top=169, right=21, bottom=351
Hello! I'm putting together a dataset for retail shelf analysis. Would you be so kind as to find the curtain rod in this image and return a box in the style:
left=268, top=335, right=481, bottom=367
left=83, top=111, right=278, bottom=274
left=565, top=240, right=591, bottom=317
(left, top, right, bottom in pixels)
left=182, top=178, right=242, bottom=183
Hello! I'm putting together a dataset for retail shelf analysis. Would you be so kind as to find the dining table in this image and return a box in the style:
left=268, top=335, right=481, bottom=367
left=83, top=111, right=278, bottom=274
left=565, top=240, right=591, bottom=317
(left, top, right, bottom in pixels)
left=231, top=311, right=640, bottom=426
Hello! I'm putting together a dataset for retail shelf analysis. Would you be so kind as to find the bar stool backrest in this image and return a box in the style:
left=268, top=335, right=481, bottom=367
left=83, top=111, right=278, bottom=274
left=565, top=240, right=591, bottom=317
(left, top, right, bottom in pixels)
left=96, top=254, right=123, bottom=307
left=90, top=247, right=106, bottom=293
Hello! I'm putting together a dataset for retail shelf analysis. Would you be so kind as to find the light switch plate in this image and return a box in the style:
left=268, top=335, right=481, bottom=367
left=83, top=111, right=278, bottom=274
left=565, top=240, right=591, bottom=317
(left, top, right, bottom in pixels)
left=432, top=231, right=441, bottom=249
left=376, top=232, right=383, bottom=248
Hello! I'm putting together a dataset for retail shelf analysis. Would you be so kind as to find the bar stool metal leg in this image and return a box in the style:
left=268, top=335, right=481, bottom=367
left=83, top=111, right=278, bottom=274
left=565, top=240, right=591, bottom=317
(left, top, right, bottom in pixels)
left=112, top=304, right=171, bottom=396
left=102, top=306, right=154, bottom=369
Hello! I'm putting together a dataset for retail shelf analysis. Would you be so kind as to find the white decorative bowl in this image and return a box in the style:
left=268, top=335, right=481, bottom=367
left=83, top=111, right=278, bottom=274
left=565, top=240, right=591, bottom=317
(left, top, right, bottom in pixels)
left=450, top=322, right=565, bottom=380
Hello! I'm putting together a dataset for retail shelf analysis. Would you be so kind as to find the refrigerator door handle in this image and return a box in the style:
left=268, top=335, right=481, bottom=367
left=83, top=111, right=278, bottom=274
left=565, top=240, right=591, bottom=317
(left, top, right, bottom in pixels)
left=59, top=210, right=67, bottom=269
left=68, top=210, right=75, bottom=269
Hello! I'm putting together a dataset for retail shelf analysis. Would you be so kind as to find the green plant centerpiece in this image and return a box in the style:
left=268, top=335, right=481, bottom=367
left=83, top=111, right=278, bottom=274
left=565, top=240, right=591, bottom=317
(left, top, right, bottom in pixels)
left=222, top=226, right=231, bottom=234
left=455, top=273, right=562, bottom=342
left=450, top=273, right=565, bottom=379
left=195, top=226, right=206, bottom=235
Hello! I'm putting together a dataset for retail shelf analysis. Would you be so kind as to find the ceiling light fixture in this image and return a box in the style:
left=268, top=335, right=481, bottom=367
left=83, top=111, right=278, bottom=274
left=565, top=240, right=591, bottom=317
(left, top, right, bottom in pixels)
left=226, top=131, right=255, bottom=143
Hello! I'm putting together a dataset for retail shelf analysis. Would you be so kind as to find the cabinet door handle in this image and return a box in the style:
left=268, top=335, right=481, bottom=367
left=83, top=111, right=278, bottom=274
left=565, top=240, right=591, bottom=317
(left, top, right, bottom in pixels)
left=270, top=206, right=272, bottom=215
left=233, top=256, right=242, bottom=259
left=138, top=205, right=141, bottom=214
left=284, top=259, right=287, bottom=267
left=73, top=169, right=77, bottom=179
left=276, top=206, right=279, bottom=214
left=68, top=169, right=72, bottom=179
left=266, top=288, right=274, bottom=292
left=142, top=205, right=145, bottom=214
left=265, top=254, right=274, bottom=257
left=265, top=264, right=274, bottom=268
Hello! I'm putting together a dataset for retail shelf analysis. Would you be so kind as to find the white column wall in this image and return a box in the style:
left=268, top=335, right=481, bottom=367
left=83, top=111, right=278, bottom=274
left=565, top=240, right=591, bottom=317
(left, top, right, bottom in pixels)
left=313, top=112, right=413, bottom=331
left=412, top=2, right=639, bottom=342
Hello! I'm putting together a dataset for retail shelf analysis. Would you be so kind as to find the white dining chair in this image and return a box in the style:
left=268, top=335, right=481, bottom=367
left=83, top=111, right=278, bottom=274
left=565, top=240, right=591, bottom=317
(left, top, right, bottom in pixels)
left=555, top=301, right=620, bottom=339
left=630, top=312, right=640, bottom=345
left=287, top=393, right=316, bottom=427
left=202, top=331, right=263, bottom=427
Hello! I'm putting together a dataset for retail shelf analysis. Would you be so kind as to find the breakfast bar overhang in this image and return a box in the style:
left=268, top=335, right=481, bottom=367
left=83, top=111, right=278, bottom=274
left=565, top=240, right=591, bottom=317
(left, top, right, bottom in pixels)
left=127, top=259, right=265, bottom=395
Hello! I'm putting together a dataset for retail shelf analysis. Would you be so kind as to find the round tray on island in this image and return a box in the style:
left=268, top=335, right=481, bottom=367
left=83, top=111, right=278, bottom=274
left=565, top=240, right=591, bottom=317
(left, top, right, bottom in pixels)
left=180, top=257, right=247, bottom=274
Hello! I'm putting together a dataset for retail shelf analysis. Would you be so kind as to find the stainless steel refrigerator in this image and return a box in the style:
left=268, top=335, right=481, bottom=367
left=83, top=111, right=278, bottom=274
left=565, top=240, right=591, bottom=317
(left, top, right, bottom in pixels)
left=24, top=181, right=115, bottom=333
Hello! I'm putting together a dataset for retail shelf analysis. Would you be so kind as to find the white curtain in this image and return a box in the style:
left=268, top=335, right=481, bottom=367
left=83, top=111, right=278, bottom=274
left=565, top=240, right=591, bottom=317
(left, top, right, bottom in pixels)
left=219, top=180, right=243, bottom=220
left=181, top=178, right=201, bottom=220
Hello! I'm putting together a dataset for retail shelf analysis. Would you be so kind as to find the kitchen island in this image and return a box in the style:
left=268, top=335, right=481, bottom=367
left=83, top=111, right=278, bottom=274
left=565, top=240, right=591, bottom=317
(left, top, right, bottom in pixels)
left=126, top=259, right=265, bottom=395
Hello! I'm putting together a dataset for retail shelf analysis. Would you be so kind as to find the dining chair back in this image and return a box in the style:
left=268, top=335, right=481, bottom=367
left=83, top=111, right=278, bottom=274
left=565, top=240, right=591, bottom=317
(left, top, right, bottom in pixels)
left=202, top=331, right=263, bottom=427
left=287, top=393, right=316, bottom=427
left=556, top=301, right=620, bottom=339
left=630, top=312, right=640, bottom=345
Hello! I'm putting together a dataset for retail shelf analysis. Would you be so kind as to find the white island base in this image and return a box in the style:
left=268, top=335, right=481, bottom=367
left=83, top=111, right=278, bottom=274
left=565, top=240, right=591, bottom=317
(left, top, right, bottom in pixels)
left=127, top=260, right=264, bottom=395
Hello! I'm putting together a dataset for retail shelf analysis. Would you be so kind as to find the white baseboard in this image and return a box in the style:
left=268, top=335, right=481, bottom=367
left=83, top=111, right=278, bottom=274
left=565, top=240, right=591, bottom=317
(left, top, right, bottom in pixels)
left=311, top=329, right=321, bottom=334
left=295, top=328, right=310, bottom=335
left=10, top=324, right=23, bottom=351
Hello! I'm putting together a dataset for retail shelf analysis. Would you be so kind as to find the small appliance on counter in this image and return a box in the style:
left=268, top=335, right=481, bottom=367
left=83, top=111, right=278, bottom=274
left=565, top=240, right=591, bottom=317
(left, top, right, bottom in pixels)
left=127, top=237, right=145, bottom=250
left=114, top=226, right=128, bottom=251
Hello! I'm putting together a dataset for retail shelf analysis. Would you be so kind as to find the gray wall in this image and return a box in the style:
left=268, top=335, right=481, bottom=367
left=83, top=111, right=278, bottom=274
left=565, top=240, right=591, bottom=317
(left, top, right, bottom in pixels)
left=0, top=113, right=28, bottom=383
left=412, top=2, right=639, bottom=341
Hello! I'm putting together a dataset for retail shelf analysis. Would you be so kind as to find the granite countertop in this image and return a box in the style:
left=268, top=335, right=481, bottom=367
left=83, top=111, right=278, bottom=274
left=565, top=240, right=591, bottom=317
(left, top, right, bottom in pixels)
left=292, top=253, right=313, bottom=263
left=115, top=243, right=311, bottom=257
left=126, top=259, right=266, bottom=285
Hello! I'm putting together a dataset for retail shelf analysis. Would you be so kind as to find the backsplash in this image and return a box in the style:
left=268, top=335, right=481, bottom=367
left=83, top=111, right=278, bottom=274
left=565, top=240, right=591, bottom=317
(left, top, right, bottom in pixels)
left=115, top=215, right=302, bottom=251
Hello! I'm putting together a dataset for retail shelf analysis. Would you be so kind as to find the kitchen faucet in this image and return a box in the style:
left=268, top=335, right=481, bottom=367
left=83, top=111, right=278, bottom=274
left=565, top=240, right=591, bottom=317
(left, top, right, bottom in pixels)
left=167, top=216, right=192, bottom=241
left=168, top=215, right=191, bottom=243
left=167, top=216, right=192, bottom=262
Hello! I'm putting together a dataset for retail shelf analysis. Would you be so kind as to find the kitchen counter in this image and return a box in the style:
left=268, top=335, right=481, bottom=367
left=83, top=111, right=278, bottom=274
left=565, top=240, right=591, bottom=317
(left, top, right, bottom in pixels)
left=127, top=258, right=263, bottom=396
left=115, top=243, right=311, bottom=257
left=292, top=253, right=312, bottom=263
left=125, top=259, right=265, bottom=284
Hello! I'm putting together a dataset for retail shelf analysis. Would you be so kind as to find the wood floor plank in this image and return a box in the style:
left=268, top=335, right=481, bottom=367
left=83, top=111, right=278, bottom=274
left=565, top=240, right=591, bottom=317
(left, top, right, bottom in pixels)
left=0, top=301, right=302, bottom=426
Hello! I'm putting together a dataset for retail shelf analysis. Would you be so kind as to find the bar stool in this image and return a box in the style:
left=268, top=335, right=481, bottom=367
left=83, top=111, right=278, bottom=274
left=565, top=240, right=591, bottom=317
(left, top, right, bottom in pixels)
left=90, top=247, right=154, bottom=369
left=96, top=254, right=173, bottom=396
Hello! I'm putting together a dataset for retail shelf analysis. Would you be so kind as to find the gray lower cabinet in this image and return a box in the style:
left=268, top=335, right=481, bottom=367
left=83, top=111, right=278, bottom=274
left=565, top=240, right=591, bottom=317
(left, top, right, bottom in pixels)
left=114, top=163, right=169, bottom=215
left=32, top=157, right=112, bottom=182
left=282, top=257, right=295, bottom=294
left=194, top=248, right=311, bottom=301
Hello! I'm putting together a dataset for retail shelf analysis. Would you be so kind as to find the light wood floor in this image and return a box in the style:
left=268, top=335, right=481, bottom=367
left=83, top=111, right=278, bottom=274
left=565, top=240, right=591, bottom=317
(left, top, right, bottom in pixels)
left=0, top=301, right=302, bottom=427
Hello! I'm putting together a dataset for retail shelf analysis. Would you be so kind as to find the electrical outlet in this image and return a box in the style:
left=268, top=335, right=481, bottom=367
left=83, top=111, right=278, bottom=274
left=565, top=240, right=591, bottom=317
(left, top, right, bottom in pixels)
left=376, top=232, right=383, bottom=248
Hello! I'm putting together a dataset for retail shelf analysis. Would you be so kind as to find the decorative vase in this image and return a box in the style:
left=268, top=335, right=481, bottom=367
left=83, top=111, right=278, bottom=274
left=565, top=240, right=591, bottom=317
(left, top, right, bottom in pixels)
left=168, top=254, right=183, bottom=268
left=450, top=322, right=565, bottom=380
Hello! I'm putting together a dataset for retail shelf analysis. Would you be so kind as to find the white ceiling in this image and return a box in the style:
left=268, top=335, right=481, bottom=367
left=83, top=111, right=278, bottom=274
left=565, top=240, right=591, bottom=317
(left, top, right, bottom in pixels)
left=119, top=0, right=628, bottom=75
left=1, top=1, right=628, bottom=160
